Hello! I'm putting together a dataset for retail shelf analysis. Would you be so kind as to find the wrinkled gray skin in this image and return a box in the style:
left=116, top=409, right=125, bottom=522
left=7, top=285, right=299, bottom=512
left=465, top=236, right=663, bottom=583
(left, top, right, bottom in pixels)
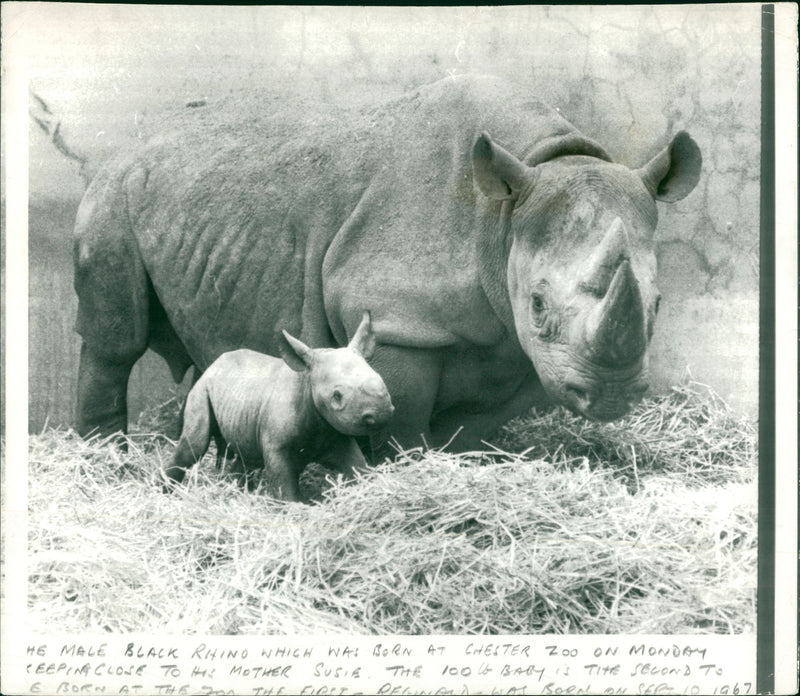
left=164, top=312, right=394, bottom=501
left=74, top=75, right=701, bottom=459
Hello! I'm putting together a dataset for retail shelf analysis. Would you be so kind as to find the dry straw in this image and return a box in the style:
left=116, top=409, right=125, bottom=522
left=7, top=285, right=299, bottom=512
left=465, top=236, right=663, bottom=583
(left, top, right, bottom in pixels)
left=26, top=383, right=756, bottom=634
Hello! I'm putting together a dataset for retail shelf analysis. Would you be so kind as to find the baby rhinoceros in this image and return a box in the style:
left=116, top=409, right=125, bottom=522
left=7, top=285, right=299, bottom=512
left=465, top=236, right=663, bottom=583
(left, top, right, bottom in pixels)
left=164, top=312, right=394, bottom=501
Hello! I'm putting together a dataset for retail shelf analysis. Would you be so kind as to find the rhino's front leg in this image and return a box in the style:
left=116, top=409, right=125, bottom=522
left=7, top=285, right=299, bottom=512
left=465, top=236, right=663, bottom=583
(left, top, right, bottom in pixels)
left=429, top=371, right=548, bottom=453
left=329, top=438, right=370, bottom=480
left=262, top=445, right=305, bottom=503
left=365, top=344, right=442, bottom=462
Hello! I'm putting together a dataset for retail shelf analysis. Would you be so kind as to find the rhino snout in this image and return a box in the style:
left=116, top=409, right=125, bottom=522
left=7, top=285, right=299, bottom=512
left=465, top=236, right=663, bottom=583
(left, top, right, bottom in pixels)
left=562, top=372, right=649, bottom=422
left=563, top=379, right=596, bottom=414
left=360, top=401, right=395, bottom=430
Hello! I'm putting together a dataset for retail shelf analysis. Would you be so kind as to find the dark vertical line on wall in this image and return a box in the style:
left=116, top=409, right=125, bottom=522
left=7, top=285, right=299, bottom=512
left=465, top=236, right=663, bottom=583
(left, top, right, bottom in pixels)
left=757, top=4, right=775, bottom=695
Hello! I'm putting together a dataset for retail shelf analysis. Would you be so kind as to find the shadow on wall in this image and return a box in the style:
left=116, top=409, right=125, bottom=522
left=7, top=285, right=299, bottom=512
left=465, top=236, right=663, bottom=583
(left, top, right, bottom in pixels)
left=24, top=5, right=760, bottom=430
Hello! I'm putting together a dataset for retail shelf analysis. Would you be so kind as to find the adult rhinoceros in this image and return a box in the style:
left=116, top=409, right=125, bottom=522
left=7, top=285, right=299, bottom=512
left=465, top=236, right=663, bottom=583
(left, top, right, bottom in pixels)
left=73, top=75, right=700, bottom=458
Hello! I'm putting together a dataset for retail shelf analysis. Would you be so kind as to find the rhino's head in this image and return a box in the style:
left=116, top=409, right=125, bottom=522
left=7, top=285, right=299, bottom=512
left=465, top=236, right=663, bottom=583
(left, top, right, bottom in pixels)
left=473, top=130, right=701, bottom=422
left=282, top=311, right=395, bottom=436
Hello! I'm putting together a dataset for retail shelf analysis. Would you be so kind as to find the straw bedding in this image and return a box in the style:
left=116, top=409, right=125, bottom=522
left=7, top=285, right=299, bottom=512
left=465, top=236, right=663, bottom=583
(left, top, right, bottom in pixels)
left=26, top=384, right=756, bottom=634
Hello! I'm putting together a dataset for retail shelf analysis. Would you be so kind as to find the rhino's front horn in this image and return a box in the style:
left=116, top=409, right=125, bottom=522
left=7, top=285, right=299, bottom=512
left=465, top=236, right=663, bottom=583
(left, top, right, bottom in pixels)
left=581, top=217, right=630, bottom=296
left=584, top=259, right=647, bottom=367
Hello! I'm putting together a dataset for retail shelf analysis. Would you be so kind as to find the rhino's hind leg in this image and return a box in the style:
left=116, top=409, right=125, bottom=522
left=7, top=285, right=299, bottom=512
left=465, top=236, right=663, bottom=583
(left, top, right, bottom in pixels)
left=211, top=432, right=252, bottom=488
left=76, top=343, right=139, bottom=444
left=212, top=433, right=231, bottom=471
left=164, top=386, right=213, bottom=488
left=73, top=181, right=149, bottom=442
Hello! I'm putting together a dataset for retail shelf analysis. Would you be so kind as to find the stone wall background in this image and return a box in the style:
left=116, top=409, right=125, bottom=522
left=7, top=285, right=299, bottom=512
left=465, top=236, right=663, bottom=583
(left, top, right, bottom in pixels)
left=17, top=4, right=761, bottom=427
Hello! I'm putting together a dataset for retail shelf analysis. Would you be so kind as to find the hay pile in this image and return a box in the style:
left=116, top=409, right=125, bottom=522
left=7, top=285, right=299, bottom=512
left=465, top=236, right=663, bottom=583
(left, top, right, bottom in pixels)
left=27, top=384, right=756, bottom=634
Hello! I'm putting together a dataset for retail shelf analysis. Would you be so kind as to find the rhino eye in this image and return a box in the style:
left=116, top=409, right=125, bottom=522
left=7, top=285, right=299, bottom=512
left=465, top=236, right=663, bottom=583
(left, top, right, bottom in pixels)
left=531, top=292, right=547, bottom=315
left=332, top=389, right=344, bottom=408
left=654, top=294, right=662, bottom=315
left=530, top=292, right=547, bottom=328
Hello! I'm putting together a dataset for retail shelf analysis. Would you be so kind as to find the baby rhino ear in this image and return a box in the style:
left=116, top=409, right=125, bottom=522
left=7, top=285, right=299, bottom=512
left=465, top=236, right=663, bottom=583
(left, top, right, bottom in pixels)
left=348, top=311, right=376, bottom=359
left=280, top=330, right=315, bottom=372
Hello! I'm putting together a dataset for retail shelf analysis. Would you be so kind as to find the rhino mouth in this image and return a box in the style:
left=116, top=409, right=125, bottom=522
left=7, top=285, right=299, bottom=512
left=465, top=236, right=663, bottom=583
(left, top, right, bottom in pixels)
left=559, top=358, right=650, bottom=423
left=567, top=395, right=640, bottom=422
left=561, top=373, right=649, bottom=422
left=340, top=402, right=395, bottom=436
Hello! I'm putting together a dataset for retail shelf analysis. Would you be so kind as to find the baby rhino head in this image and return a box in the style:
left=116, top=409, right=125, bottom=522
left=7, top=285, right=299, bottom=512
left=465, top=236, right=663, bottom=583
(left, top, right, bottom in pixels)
left=281, top=312, right=394, bottom=436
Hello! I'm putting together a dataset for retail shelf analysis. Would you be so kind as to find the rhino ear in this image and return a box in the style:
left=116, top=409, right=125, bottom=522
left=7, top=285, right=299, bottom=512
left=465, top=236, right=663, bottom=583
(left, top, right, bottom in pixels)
left=472, top=132, right=535, bottom=201
left=637, top=131, right=702, bottom=203
left=280, top=330, right=314, bottom=372
left=348, top=311, right=376, bottom=359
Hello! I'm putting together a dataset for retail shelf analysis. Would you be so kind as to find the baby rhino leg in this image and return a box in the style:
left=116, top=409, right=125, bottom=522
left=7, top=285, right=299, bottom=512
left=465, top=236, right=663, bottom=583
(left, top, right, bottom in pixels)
left=164, top=385, right=213, bottom=488
left=333, top=439, right=370, bottom=480
left=261, top=443, right=305, bottom=503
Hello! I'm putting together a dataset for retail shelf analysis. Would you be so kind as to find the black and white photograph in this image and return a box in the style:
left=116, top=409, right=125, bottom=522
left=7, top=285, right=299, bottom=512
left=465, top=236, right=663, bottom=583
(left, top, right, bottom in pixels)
left=1, top=3, right=796, bottom=695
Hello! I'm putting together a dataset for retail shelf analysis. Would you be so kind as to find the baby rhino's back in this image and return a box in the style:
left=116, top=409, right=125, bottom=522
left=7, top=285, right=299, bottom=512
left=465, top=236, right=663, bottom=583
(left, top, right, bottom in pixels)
left=200, top=349, right=295, bottom=459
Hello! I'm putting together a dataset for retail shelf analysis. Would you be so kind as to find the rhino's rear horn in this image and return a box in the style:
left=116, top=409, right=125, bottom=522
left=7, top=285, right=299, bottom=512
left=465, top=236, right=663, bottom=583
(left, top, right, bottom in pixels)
left=584, top=259, right=647, bottom=367
left=580, top=217, right=630, bottom=297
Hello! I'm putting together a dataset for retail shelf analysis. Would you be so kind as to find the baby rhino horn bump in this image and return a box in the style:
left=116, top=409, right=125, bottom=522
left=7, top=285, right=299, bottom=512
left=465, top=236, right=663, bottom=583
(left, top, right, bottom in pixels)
left=581, top=217, right=630, bottom=296
left=348, top=311, right=376, bottom=359
left=584, top=260, right=647, bottom=367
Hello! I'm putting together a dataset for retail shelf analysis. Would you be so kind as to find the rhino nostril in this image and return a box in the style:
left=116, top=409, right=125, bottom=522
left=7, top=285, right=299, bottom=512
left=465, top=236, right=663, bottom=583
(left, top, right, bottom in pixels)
left=565, top=381, right=597, bottom=410
left=362, top=413, right=376, bottom=427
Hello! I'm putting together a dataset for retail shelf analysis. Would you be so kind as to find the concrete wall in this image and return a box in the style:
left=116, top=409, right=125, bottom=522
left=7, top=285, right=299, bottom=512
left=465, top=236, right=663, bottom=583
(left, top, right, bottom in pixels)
left=18, top=4, right=761, bottom=427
